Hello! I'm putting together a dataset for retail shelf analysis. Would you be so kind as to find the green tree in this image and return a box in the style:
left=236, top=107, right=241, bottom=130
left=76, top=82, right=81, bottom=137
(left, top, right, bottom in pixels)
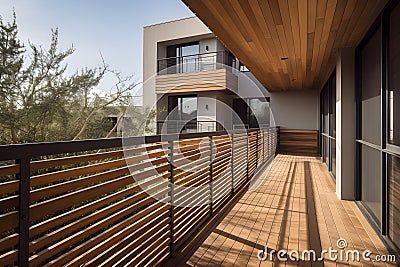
left=0, top=12, right=25, bottom=142
left=0, top=14, right=151, bottom=144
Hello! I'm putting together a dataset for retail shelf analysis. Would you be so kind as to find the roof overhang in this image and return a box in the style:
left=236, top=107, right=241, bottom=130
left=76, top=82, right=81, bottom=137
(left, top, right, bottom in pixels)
left=182, top=0, right=388, bottom=91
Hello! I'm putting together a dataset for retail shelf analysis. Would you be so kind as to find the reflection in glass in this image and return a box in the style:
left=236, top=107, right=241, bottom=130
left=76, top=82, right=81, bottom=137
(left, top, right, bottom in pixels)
left=232, top=97, right=270, bottom=129
left=179, top=44, right=199, bottom=73
left=249, top=98, right=270, bottom=128
left=167, top=95, right=197, bottom=133
left=389, top=155, right=400, bottom=249
left=331, top=139, right=336, bottom=177
left=361, top=26, right=381, bottom=146
left=361, top=144, right=382, bottom=226
left=389, top=3, right=400, bottom=146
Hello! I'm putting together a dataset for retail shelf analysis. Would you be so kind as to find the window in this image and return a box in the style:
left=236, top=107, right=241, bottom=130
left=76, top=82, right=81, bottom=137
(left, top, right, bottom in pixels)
left=233, top=97, right=270, bottom=129
left=388, top=155, right=400, bottom=249
left=319, top=72, right=336, bottom=176
left=354, top=0, right=400, bottom=251
left=358, top=25, right=382, bottom=226
left=168, top=95, right=197, bottom=133
left=388, top=1, right=400, bottom=250
left=166, top=42, right=199, bottom=74
left=388, top=3, right=400, bottom=147
left=361, top=26, right=382, bottom=146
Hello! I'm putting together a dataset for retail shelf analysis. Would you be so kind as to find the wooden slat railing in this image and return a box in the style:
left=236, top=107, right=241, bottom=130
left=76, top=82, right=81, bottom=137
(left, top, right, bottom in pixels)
left=278, top=129, right=319, bottom=156
left=0, top=127, right=277, bottom=266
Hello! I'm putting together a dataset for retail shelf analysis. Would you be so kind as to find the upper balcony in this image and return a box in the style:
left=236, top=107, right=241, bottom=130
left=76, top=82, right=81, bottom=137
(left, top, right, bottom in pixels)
left=155, top=51, right=238, bottom=95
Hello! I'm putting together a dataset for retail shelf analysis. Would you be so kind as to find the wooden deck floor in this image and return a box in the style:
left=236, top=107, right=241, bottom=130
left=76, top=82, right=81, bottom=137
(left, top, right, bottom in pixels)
left=166, top=154, right=397, bottom=266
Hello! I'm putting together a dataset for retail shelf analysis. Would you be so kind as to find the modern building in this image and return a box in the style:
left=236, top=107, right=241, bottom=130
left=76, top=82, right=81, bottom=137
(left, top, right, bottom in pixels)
left=180, top=0, right=400, bottom=257
left=143, top=0, right=400, bottom=258
left=143, top=17, right=319, bottom=136
left=2, top=1, right=400, bottom=266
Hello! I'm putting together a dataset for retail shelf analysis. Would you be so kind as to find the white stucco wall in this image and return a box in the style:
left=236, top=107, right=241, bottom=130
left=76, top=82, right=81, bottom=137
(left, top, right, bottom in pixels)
left=269, top=90, right=319, bottom=130
left=335, top=48, right=356, bottom=200
left=143, top=17, right=212, bottom=108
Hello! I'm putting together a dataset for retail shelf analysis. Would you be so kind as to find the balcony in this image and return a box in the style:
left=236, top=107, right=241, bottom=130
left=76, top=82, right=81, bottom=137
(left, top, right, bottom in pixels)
left=155, top=51, right=238, bottom=94
left=157, top=51, right=236, bottom=75
left=0, top=128, right=395, bottom=266
left=157, top=120, right=225, bottom=134
left=167, top=154, right=395, bottom=266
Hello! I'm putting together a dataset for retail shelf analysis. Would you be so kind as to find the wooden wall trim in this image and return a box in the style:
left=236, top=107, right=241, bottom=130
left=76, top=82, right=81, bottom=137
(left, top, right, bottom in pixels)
left=278, top=129, right=319, bottom=156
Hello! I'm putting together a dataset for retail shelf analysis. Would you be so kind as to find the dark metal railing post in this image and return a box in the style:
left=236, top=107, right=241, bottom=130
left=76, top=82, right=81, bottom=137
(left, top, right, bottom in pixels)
left=268, top=128, right=271, bottom=157
left=246, top=131, right=249, bottom=180
left=209, top=135, right=213, bottom=217
left=231, top=133, right=235, bottom=194
left=17, top=157, right=30, bottom=267
left=255, top=130, right=259, bottom=169
left=168, top=140, right=175, bottom=257
left=262, top=129, right=265, bottom=164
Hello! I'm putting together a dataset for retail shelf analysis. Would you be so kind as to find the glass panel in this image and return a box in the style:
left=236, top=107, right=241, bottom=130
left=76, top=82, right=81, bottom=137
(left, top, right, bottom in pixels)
left=389, top=3, right=400, bottom=146
left=178, top=96, right=197, bottom=133
left=361, top=144, right=382, bottom=225
left=178, top=97, right=197, bottom=120
left=323, top=136, right=329, bottom=165
left=331, top=74, right=336, bottom=138
left=361, top=26, right=381, bottom=146
left=322, top=86, right=329, bottom=134
left=233, top=98, right=248, bottom=128
left=180, top=44, right=199, bottom=73
left=331, top=139, right=336, bottom=177
left=249, top=98, right=270, bottom=128
left=388, top=155, right=400, bottom=249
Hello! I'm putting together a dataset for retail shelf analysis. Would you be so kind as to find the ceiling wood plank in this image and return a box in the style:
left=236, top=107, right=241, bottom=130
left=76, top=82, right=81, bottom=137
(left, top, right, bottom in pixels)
left=182, top=0, right=386, bottom=91
left=288, top=0, right=302, bottom=88
left=299, top=0, right=308, bottom=89
left=279, top=0, right=300, bottom=89
left=317, top=0, right=347, bottom=87
left=341, top=0, right=368, bottom=45
left=348, top=0, right=379, bottom=44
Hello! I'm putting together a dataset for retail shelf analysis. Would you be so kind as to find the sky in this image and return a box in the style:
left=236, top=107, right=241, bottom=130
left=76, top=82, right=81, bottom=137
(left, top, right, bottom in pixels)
left=0, top=0, right=194, bottom=105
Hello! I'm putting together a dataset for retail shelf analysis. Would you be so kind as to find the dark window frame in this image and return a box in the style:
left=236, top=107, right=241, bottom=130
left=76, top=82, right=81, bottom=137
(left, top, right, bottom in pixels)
left=355, top=0, right=400, bottom=256
left=319, top=71, right=336, bottom=177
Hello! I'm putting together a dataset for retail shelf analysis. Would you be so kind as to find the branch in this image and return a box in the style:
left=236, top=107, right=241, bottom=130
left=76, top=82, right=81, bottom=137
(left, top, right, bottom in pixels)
left=104, top=107, right=127, bottom=138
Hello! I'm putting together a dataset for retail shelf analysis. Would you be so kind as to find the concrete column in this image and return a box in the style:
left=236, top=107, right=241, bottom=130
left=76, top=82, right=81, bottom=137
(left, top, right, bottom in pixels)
left=336, top=48, right=356, bottom=200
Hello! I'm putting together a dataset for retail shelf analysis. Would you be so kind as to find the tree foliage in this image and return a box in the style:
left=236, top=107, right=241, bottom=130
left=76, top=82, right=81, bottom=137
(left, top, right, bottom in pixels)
left=0, top=13, right=153, bottom=144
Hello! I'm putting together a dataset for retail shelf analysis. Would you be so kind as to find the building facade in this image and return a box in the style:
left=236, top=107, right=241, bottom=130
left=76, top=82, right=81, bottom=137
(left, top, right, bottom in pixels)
left=143, top=0, right=400, bottom=257
left=143, top=17, right=319, bottom=135
left=180, top=0, right=400, bottom=257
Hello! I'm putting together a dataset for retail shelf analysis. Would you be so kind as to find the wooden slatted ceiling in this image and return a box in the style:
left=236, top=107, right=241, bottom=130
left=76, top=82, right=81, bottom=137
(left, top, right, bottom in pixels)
left=182, top=0, right=384, bottom=91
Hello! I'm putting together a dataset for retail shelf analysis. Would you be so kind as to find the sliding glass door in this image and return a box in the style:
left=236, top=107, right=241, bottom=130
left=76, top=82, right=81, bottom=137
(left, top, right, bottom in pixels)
left=387, top=1, right=400, bottom=251
left=356, top=1, right=400, bottom=252
left=168, top=95, right=197, bottom=133
left=358, top=24, right=382, bottom=226
left=320, top=72, right=336, bottom=178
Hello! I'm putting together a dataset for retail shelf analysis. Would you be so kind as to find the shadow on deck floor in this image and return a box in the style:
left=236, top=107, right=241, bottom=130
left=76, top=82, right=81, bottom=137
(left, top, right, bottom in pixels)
left=165, top=154, right=395, bottom=267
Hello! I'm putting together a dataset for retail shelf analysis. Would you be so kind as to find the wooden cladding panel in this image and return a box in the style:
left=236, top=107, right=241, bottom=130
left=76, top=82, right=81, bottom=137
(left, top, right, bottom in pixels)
left=182, top=0, right=384, bottom=91
left=0, top=128, right=279, bottom=266
left=279, top=129, right=319, bottom=156
left=155, top=68, right=238, bottom=94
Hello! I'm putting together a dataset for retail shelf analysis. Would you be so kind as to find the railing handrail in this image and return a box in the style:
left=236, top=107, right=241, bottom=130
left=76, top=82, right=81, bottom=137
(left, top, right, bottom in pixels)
left=0, top=126, right=279, bottom=266
left=0, top=127, right=276, bottom=161
left=157, top=50, right=231, bottom=62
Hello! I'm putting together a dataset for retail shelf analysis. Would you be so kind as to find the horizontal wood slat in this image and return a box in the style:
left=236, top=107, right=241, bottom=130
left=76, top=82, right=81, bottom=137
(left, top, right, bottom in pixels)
left=0, top=128, right=278, bottom=266
left=155, top=68, right=238, bottom=94
left=182, top=0, right=384, bottom=91
left=278, top=129, right=319, bottom=156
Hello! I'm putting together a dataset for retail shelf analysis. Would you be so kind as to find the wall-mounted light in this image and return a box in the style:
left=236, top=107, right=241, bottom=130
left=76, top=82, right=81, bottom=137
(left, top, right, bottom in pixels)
left=205, top=104, right=209, bottom=110
left=205, top=45, right=209, bottom=51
